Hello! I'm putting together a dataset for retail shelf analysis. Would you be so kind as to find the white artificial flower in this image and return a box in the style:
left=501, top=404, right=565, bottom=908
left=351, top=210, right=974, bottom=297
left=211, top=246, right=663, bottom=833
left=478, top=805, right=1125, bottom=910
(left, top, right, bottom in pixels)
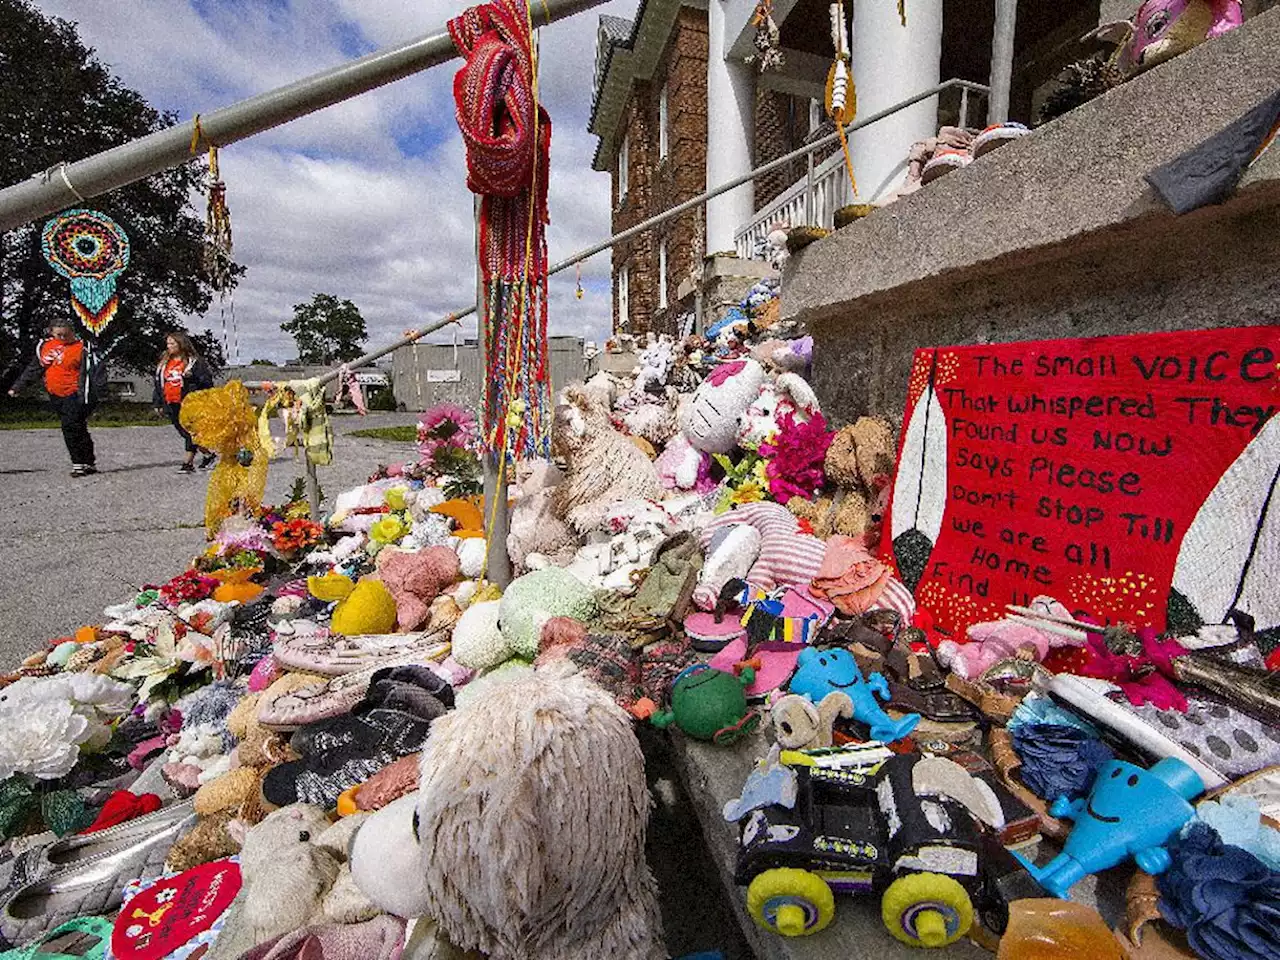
left=0, top=699, right=92, bottom=780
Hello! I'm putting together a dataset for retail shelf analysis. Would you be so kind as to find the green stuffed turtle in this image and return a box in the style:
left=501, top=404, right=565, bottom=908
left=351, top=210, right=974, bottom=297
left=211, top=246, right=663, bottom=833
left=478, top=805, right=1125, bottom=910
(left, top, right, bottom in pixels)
left=652, top=665, right=759, bottom=744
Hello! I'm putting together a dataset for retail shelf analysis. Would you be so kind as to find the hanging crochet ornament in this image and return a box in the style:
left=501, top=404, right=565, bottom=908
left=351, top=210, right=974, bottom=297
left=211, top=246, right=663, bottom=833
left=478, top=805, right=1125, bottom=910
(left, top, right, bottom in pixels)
left=748, top=0, right=785, bottom=72
left=203, top=147, right=234, bottom=294
left=181, top=381, right=269, bottom=536
left=450, top=0, right=552, bottom=461
left=41, top=209, right=130, bottom=336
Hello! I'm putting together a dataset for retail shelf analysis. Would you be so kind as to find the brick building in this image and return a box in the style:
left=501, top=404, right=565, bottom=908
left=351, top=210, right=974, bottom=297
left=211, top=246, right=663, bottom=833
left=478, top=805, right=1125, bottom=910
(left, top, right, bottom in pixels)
left=591, top=0, right=1221, bottom=339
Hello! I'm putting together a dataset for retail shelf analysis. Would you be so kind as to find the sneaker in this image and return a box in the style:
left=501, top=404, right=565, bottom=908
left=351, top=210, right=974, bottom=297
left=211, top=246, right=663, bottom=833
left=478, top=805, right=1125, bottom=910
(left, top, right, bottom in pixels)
left=177, top=463, right=195, bottom=474
left=70, top=464, right=97, bottom=477
left=198, top=452, right=217, bottom=469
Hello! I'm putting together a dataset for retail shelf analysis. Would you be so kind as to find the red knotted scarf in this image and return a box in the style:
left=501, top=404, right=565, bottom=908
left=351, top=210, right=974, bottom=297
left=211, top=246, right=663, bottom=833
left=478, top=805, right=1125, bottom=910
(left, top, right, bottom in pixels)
left=449, top=0, right=551, bottom=458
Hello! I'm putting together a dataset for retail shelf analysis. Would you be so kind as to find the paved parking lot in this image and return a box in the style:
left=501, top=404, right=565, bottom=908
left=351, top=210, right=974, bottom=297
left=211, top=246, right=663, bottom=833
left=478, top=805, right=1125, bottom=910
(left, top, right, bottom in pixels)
left=0, top=412, right=418, bottom=668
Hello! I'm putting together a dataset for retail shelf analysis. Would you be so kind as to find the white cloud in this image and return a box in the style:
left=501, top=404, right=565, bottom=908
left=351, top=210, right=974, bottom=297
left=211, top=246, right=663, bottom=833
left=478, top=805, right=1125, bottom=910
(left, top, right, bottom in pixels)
left=29, top=0, right=637, bottom=362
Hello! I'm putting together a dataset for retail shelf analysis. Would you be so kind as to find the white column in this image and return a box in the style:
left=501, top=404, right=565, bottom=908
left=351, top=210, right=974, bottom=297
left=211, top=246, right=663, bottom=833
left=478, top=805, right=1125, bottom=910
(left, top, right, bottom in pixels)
left=850, top=0, right=943, bottom=201
left=705, top=0, right=755, bottom=255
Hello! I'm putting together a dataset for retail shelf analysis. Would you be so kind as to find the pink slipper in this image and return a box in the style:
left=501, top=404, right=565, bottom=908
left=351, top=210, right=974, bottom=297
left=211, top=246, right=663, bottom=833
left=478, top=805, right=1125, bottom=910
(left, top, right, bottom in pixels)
left=709, top=637, right=801, bottom=698
left=684, top=610, right=746, bottom=653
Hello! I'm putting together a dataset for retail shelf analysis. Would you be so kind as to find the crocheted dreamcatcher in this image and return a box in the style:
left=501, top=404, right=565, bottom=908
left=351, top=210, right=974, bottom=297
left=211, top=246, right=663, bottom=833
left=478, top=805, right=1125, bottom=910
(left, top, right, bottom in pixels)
left=181, top=381, right=269, bottom=535
left=449, top=0, right=551, bottom=460
left=41, top=209, right=130, bottom=335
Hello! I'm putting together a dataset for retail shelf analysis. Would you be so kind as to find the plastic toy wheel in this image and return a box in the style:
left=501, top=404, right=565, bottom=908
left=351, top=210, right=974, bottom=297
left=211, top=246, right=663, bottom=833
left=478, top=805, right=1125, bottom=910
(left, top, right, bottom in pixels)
left=746, top=868, right=835, bottom=937
left=880, top=872, right=973, bottom=948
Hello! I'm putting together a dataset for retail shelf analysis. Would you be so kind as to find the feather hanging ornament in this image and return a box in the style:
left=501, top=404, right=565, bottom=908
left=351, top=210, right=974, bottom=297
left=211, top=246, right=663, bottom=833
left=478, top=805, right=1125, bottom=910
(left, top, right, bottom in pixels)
left=826, top=2, right=859, bottom=196
left=748, top=0, right=785, bottom=73
left=890, top=351, right=948, bottom=590
left=41, top=209, right=130, bottom=336
left=1168, top=413, right=1280, bottom=634
left=203, top=147, right=234, bottom=295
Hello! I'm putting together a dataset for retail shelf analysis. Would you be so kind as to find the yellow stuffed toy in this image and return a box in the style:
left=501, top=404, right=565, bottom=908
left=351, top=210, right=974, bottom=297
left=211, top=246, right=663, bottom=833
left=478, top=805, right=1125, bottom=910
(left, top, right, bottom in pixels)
left=330, top=578, right=398, bottom=636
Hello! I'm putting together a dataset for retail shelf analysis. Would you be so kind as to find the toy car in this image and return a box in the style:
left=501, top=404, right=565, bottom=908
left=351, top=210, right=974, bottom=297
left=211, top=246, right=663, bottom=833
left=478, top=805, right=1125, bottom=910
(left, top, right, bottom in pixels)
left=734, top=752, right=1042, bottom=947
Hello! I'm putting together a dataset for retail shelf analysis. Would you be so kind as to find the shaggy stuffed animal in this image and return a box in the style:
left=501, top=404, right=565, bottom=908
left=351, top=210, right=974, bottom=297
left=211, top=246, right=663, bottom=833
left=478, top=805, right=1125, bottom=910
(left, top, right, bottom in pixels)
left=789, top=416, right=896, bottom=541
left=551, top=385, right=664, bottom=534
left=207, top=805, right=378, bottom=960
left=349, top=673, right=665, bottom=960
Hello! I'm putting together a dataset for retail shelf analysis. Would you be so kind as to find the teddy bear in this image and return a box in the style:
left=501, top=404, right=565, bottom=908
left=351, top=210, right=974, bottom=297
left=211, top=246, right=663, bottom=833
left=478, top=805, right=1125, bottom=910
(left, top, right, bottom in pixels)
left=348, top=673, right=665, bottom=960
left=551, top=385, right=664, bottom=534
left=506, top=461, right=577, bottom=574
left=205, top=804, right=379, bottom=960
left=373, top=546, right=460, bottom=632
left=788, top=416, right=896, bottom=541
left=193, top=691, right=294, bottom=826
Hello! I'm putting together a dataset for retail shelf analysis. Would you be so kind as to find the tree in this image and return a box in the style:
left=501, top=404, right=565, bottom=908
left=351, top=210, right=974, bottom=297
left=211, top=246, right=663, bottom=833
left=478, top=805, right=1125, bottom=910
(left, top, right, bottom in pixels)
left=248, top=358, right=276, bottom=366
left=190, top=329, right=227, bottom=375
left=282, top=294, right=367, bottom=365
left=0, top=0, right=239, bottom=384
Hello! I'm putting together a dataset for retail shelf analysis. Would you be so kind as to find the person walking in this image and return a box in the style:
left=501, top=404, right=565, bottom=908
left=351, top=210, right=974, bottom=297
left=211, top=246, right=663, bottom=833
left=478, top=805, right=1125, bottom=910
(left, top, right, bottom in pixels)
left=7, top=323, right=101, bottom=477
left=154, top=332, right=216, bottom=474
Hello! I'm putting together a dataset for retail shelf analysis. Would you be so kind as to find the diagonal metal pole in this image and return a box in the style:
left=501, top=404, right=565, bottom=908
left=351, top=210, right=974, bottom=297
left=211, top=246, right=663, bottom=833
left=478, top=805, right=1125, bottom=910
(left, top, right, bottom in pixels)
left=0, top=0, right=609, bottom=232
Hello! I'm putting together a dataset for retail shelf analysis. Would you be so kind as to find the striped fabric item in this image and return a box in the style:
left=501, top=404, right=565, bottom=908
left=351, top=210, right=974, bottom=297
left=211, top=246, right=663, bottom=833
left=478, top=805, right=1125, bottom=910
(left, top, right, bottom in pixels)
left=870, top=575, right=917, bottom=622
left=697, top=502, right=827, bottom=593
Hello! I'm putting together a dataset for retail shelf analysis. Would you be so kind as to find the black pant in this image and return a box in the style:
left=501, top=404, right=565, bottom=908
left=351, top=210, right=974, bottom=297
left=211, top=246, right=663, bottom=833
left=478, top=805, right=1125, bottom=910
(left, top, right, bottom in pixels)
left=166, top=401, right=203, bottom=455
left=48, top=393, right=95, bottom=466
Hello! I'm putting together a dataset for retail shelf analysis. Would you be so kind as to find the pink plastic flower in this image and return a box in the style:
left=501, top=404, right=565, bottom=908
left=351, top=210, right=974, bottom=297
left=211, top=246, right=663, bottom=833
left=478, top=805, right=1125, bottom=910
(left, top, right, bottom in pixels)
left=417, top=403, right=479, bottom=462
left=759, top=412, right=833, bottom=504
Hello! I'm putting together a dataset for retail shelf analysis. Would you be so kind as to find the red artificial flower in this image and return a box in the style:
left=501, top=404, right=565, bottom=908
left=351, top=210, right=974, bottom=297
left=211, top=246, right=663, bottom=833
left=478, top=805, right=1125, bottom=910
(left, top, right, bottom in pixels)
left=158, top=570, right=218, bottom=606
left=272, top=519, right=325, bottom=554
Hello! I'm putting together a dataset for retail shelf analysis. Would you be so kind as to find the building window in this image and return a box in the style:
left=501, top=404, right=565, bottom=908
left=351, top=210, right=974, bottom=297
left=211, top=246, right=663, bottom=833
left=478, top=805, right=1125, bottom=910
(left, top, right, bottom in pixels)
left=108, top=381, right=136, bottom=398
left=617, top=134, right=629, bottom=203
left=618, top=265, right=630, bottom=328
left=659, top=84, right=669, bottom=160
left=658, top=240, right=668, bottom=309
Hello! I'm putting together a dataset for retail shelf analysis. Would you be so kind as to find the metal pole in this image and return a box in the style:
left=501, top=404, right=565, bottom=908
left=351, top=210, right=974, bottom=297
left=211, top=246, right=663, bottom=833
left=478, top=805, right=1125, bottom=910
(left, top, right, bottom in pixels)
left=475, top=199, right=512, bottom=588
left=0, top=0, right=609, bottom=232
left=960, top=87, right=970, bottom=130
left=305, top=457, right=322, bottom=520
left=804, top=152, right=816, bottom=225
left=988, top=0, right=1018, bottom=124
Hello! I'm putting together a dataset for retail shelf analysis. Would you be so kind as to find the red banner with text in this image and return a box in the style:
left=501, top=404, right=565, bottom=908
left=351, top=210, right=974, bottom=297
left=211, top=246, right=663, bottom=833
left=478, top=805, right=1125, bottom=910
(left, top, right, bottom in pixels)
left=884, top=326, right=1278, bottom=638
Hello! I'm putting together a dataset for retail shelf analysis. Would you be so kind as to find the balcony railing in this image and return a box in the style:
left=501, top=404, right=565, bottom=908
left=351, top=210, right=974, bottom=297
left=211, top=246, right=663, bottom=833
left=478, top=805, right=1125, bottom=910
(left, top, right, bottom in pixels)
left=735, top=80, right=990, bottom=260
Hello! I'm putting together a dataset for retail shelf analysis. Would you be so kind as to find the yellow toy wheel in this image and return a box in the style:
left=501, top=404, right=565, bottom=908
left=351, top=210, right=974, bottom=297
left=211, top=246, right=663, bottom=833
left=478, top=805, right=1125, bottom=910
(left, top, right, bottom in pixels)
left=746, top=868, right=835, bottom=937
left=881, top=872, right=973, bottom=948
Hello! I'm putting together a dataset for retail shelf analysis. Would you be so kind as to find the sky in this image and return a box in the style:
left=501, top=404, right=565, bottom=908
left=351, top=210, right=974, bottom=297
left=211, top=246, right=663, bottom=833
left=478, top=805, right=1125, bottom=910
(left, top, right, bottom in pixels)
left=30, top=0, right=636, bottom=364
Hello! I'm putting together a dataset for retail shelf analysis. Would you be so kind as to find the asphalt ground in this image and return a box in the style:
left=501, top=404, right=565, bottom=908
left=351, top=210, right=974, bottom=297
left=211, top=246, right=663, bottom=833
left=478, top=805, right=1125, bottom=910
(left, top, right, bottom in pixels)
left=0, top=411, right=419, bottom=669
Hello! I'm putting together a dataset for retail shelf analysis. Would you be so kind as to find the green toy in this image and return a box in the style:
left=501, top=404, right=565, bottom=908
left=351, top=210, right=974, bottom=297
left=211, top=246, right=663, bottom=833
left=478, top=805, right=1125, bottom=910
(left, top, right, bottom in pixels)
left=653, top=665, right=759, bottom=744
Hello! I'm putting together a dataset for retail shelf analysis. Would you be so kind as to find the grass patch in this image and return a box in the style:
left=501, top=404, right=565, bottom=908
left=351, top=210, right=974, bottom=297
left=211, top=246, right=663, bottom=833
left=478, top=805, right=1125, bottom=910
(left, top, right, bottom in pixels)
left=350, top=425, right=417, bottom=442
left=0, top=401, right=168, bottom=430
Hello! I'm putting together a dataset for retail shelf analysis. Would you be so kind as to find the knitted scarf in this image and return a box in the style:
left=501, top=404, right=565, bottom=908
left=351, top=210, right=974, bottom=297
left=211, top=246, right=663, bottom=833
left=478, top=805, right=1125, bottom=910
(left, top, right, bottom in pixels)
left=449, top=0, right=551, bottom=460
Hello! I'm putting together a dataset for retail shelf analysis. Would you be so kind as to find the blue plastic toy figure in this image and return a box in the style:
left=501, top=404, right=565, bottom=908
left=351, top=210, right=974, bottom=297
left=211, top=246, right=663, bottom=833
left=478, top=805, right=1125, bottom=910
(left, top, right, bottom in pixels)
left=1014, top=757, right=1204, bottom=898
left=788, top=647, right=919, bottom=743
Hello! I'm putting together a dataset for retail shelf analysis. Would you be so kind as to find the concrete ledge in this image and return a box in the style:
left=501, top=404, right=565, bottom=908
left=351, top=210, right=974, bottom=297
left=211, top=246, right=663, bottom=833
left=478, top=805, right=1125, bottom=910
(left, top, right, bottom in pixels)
left=781, top=7, right=1280, bottom=327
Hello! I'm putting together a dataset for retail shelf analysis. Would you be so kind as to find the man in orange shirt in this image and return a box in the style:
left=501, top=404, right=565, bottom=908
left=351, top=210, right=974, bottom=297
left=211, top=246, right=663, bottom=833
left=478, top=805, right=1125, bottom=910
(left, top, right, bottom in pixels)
left=8, top=323, right=99, bottom=476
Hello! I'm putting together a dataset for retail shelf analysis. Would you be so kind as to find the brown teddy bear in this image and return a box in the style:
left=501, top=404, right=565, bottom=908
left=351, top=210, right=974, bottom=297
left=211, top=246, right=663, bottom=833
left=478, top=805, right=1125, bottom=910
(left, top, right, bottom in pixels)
left=789, top=416, right=896, bottom=541
left=168, top=691, right=296, bottom=871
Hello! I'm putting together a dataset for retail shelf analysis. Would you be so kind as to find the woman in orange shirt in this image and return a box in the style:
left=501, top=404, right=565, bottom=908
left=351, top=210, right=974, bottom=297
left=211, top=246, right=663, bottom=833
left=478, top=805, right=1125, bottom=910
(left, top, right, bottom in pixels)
left=153, top=332, right=215, bottom=474
left=8, top=323, right=100, bottom=477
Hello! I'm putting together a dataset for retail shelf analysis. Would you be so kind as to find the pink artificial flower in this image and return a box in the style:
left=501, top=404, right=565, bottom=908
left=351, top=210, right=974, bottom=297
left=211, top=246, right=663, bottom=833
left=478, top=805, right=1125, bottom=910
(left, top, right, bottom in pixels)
left=417, top=403, right=479, bottom=463
left=759, top=412, right=833, bottom=505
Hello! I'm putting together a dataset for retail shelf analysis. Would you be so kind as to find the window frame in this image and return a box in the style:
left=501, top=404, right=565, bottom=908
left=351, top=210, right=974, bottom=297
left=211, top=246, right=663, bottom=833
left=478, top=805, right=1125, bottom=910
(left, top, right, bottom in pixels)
left=617, top=133, right=630, bottom=203
left=618, top=264, right=630, bottom=328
